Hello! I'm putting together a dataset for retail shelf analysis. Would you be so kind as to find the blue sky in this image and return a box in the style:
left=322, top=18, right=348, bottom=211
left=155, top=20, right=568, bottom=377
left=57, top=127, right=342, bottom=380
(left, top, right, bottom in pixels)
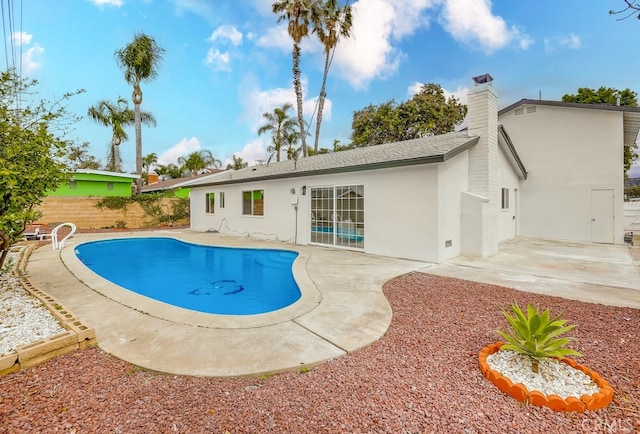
left=3, top=1, right=640, bottom=176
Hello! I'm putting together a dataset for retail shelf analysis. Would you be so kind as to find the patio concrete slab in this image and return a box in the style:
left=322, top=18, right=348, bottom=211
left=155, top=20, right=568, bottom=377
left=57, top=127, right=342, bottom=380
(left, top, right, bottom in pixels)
left=423, top=237, right=640, bottom=309
left=23, top=232, right=640, bottom=377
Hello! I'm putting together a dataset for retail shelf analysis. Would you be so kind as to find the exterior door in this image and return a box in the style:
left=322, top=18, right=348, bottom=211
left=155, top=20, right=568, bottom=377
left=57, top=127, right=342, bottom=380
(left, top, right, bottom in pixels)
left=591, top=189, right=614, bottom=244
left=310, top=185, right=364, bottom=249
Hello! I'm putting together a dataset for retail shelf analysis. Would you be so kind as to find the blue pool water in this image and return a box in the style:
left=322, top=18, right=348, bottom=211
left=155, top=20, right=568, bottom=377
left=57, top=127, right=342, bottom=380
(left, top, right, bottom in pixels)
left=74, top=238, right=301, bottom=315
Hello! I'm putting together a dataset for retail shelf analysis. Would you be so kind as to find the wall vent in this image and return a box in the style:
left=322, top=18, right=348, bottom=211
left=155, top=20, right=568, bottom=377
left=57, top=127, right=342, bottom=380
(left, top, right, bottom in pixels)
left=526, top=106, right=537, bottom=113
left=514, top=108, right=524, bottom=116
left=445, top=240, right=452, bottom=248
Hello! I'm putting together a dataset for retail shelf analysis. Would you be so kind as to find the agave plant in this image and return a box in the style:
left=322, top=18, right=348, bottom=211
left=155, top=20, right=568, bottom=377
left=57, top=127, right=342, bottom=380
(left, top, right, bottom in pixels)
left=496, top=303, right=583, bottom=373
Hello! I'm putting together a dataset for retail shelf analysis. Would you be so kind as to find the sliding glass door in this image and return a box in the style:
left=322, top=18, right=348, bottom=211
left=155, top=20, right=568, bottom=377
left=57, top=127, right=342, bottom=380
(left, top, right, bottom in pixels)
left=310, top=185, right=364, bottom=249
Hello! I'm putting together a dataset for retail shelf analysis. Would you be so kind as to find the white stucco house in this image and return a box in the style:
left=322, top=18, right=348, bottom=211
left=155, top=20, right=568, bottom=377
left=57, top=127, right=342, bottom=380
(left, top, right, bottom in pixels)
left=183, top=77, right=640, bottom=263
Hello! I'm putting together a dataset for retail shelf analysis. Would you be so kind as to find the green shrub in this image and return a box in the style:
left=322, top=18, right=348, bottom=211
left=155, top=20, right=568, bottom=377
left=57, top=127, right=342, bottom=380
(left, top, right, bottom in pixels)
left=496, top=302, right=583, bottom=373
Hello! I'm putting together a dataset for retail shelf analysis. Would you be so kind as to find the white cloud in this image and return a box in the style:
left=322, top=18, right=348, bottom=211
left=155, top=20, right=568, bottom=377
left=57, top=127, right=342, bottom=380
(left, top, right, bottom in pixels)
left=207, top=25, right=243, bottom=46
left=255, top=25, right=291, bottom=52
left=255, top=23, right=320, bottom=54
left=11, top=32, right=32, bottom=46
left=158, top=137, right=201, bottom=165
left=204, top=49, right=231, bottom=71
left=439, top=0, right=531, bottom=54
left=88, top=0, right=124, bottom=7
left=240, top=77, right=321, bottom=134
left=169, top=0, right=216, bottom=23
left=256, top=0, right=530, bottom=90
left=204, top=25, right=243, bottom=71
left=22, top=44, right=44, bottom=75
left=332, top=0, right=404, bottom=90
left=226, top=138, right=269, bottom=167
left=544, top=33, right=582, bottom=54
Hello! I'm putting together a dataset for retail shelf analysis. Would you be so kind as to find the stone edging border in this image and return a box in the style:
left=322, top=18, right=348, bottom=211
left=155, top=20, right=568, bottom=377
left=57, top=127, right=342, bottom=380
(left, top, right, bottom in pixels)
left=0, top=244, right=97, bottom=376
left=479, top=341, right=614, bottom=412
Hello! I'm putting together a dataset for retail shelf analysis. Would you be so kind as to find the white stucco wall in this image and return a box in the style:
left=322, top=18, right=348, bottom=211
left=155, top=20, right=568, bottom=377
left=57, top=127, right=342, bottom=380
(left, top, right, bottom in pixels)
left=499, top=104, right=625, bottom=244
left=437, top=150, right=469, bottom=261
left=495, top=142, right=522, bottom=242
left=190, top=163, right=451, bottom=262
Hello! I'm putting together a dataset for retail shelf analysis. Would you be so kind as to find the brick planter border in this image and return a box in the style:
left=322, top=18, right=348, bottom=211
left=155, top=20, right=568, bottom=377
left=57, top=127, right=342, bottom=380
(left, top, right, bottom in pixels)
left=479, top=342, right=614, bottom=412
left=0, top=244, right=97, bottom=376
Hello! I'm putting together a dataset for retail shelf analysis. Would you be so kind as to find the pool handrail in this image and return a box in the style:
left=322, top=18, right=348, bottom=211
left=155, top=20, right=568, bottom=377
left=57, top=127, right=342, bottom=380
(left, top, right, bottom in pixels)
left=51, top=222, right=77, bottom=250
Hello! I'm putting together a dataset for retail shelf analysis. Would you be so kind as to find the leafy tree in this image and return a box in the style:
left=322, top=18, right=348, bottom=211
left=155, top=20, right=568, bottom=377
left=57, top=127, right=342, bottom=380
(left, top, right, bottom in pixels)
left=0, top=70, right=82, bottom=268
left=349, top=83, right=467, bottom=148
left=114, top=33, right=165, bottom=192
left=66, top=141, right=101, bottom=170
left=165, top=163, right=185, bottom=179
left=626, top=184, right=640, bottom=198
left=258, top=103, right=299, bottom=163
left=88, top=97, right=156, bottom=172
left=610, top=1, right=640, bottom=20
left=272, top=0, right=320, bottom=158
left=562, top=87, right=638, bottom=106
left=178, top=150, right=221, bottom=176
left=562, top=86, right=639, bottom=174
left=311, top=0, right=353, bottom=153
left=155, top=163, right=186, bottom=180
left=226, top=154, right=248, bottom=170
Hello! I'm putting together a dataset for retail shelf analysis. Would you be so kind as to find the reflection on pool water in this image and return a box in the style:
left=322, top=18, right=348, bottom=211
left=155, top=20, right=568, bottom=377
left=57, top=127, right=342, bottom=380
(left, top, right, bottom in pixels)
left=74, top=237, right=301, bottom=315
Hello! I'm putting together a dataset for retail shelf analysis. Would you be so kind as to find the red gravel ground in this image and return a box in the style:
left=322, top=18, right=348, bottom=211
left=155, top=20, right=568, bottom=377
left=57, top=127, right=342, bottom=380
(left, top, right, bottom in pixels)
left=1, top=273, right=638, bottom=433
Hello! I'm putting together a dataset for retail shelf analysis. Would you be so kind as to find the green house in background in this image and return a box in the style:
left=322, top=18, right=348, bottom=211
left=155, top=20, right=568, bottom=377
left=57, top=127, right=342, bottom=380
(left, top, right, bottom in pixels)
left=48, top=169, right=140, bottom=197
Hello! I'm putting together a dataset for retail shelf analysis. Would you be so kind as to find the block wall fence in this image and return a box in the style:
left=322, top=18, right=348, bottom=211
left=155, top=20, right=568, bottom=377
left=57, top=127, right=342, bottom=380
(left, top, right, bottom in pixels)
left=33, top=197, right=189, bottom=229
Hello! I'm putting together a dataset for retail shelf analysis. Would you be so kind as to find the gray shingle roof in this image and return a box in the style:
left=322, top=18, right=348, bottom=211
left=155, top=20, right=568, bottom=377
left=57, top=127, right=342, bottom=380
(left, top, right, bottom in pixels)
left=184, top=131, right=479, bottom=187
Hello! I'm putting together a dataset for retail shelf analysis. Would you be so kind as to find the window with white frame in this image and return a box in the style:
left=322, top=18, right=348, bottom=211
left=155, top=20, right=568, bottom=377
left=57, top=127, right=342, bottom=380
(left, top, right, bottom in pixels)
left=501, top=188, right=509, bottom=209
left=220, top=191, right=225, bottom=209
left=242, top=190, right=264, bottom=216
left=206, top=192, right=215, bottom=214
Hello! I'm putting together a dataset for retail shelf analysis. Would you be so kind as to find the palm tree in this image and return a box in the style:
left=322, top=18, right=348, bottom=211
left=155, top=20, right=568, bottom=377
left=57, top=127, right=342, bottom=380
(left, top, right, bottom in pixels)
left=142, top=152, right=158, bottom=175
left=226, top=154, right=248, bottom=170
left=258, top=103, right=298, bottom=163
left=87, top=97, right=156, bottom=172
left=114, top=33, right=165, bottom=192
left=312, top=0, right=353, bottom=153
left=272, top=0, right=320, bottom=158
left=156, top=163, right=185, bottom=179
left=178, top=150, right=222, bottom=175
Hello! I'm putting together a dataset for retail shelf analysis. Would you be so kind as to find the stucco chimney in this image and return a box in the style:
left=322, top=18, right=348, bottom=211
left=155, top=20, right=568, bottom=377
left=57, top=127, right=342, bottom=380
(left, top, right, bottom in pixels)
left=461, top=74, right=500, bottom=258
left=467, top=76, right=499, bottom=203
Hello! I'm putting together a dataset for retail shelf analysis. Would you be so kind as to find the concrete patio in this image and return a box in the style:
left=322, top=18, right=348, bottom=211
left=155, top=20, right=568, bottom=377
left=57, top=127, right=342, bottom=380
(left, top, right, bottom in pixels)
left=23, top=231, right=640, bottom=377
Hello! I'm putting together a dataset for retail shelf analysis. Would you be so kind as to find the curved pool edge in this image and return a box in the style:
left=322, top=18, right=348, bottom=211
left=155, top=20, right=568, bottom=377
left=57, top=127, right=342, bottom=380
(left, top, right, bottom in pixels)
left=28, top=229, right=430, bottom=377
left=61, top=233, right=323, bottom=330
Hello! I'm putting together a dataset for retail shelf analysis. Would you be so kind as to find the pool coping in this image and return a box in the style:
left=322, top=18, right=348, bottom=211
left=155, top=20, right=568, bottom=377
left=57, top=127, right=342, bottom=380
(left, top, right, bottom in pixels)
left=62, top=234, right=322, bottom=329
left=25, top=230, right=430, bottom=377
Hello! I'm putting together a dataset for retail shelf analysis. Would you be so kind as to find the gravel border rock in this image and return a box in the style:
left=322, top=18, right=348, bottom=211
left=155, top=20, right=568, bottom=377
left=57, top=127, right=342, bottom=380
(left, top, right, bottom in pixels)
left=486, top=349, right=600, bottom=399
left=0, top=250, right=65, bottom=356
left=0, top=271, right=638, bottom=433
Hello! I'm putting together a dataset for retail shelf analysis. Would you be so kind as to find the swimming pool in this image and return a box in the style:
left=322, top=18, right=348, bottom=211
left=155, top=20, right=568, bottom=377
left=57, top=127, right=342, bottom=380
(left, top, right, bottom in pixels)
left=74, top=238, right=301, bottom=315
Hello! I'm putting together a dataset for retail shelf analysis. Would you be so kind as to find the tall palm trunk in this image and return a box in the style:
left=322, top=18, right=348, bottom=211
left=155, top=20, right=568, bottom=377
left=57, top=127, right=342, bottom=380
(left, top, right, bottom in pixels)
left=133, top=84, right=143, bottom=193
left=314, top=51, right=331, bottom=153
left=292, top=43, right=307, bottom=157
left=106, top=144, right=121, bottom=172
